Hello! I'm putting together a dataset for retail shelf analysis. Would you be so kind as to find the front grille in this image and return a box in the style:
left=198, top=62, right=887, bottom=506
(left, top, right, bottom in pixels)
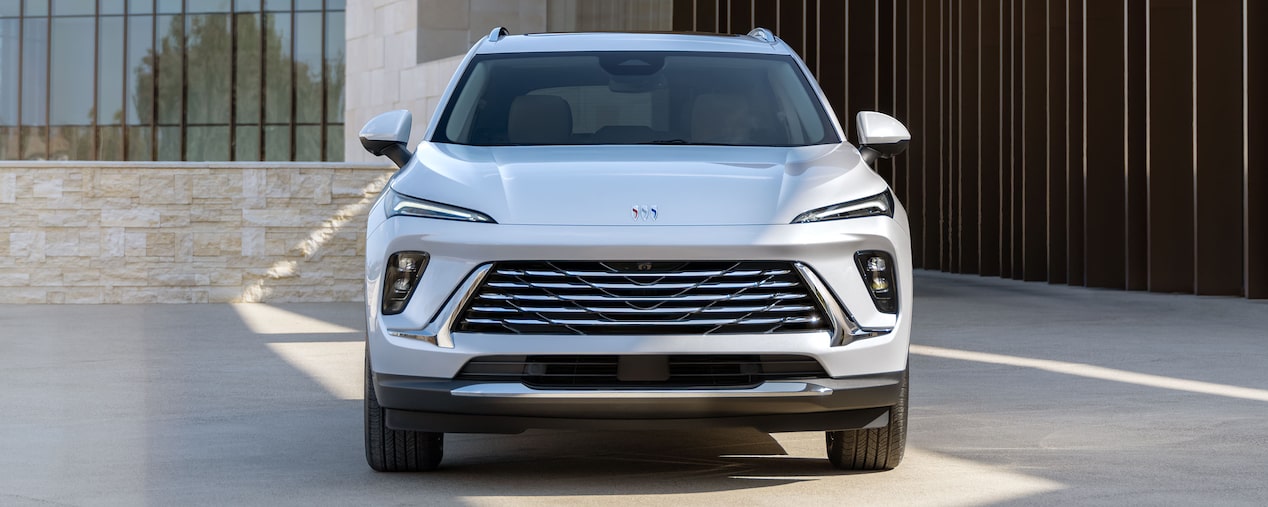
left=453, top=261, right=830, bottom=335
left=456, top=354, right=829, bottom=388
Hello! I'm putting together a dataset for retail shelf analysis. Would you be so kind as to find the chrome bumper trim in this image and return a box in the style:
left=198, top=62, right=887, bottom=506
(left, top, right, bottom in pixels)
left=793, top=263, right=892, bottom=346
left=450, top=381, right=834, bottom=398
left=386, top=264, right=493, bottom=348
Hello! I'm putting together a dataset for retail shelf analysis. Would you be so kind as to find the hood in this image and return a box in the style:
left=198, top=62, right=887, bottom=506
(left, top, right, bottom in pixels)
left=390, top=143, right=888, bottom=226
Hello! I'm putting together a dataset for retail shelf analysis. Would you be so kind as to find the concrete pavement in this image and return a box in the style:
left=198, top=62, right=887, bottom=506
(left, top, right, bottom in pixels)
left=2, top=271, right=1266, bottom=505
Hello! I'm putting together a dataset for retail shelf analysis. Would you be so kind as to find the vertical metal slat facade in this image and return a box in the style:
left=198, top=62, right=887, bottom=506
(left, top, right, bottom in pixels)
left=675, top=0, right=1264, bottom=299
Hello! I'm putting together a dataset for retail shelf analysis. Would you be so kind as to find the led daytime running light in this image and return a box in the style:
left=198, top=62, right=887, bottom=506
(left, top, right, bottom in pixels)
left=386, top=189, right=496, bottom=223
left=792, top=190, right=894, bottom=223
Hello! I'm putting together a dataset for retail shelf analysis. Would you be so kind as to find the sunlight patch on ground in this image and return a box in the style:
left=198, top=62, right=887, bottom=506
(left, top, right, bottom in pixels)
left=231, top=303, right=360, bottom=335
left=912, top=344, right=1268, bottom=402
left=754, top=432, right=1063, bottom=504
left=266, top=341, right=363, bottom=400
left=463, top=440, right=1063, bottom=506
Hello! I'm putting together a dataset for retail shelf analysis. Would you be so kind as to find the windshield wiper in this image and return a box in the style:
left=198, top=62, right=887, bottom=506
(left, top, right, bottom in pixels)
left=646, top=139, right=689, bottom=144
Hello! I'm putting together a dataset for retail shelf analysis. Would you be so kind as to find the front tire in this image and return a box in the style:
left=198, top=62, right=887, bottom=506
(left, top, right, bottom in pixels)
left=825, top=368, right=908, bottom=470
left=365, top=355, right=443, bottom=472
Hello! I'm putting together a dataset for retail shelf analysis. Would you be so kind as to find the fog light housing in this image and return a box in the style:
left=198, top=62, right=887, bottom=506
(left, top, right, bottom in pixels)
left=382, top=251, right=428, bottom=315
left=855, top=251, right=897, bottom=313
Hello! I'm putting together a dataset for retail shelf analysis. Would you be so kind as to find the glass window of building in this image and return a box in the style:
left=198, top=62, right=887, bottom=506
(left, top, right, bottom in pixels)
left=0, top=0, right=345, bottom=161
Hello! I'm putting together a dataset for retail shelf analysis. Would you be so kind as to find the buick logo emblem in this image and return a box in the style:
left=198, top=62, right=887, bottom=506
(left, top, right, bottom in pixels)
left=631, top=205, right=658, bottom=221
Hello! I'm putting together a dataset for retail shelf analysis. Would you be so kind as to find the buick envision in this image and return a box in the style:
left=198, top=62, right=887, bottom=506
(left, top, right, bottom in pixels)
left=359, top=27, right=913, bottom=472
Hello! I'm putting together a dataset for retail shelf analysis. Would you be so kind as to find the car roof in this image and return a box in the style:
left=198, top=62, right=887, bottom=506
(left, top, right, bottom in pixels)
left=474, top=31, right=793, bottom=56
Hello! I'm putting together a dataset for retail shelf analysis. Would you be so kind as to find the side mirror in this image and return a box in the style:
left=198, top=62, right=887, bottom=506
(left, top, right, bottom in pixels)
left=856, top=111, right=911, bottom=166
left=359, top=110, right=414, bottom=168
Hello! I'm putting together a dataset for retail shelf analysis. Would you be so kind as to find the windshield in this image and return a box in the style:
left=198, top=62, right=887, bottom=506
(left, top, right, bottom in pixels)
left=433, top=51, right=840, bottom=147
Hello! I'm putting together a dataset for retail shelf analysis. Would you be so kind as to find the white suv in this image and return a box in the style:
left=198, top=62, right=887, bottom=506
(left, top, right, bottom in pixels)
left=359, top=27, right=913, bottom=472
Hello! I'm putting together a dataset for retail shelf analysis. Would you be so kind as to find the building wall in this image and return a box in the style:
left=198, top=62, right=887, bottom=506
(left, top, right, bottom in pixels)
left=0, top=161, right=394, bottom=304
left=344, top=0, right=671, bottom=163
left=677, top=0, right=1267, bottom=299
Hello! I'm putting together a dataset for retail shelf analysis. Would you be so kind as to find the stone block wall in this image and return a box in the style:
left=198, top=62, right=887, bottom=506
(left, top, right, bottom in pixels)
left=0, top=162, right=394, bottom=304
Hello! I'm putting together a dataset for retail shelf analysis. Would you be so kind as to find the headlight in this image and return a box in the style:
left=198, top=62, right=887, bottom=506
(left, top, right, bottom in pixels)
left=385, top=188, right=496, bottom=223
left=791, top=190, right=894, bottom=223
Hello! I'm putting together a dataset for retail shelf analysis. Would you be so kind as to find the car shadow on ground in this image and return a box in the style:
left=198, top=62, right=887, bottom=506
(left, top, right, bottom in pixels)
left=357, top=427, right=877, bottom=497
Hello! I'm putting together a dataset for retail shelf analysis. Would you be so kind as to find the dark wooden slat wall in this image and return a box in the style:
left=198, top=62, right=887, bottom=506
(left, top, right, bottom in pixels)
left=1008, top=0, right=1023, bottom=281
left=1126, top=0, right=1149, bottom=292
left=675, top=0, right=1262, bottom=299
left=1249, top=1, right=1268, bottom=299
left=960, top=0, right=980, bottom=275
left=1047, top=0, right=1068, bottom=285
left=1066, top=0, right=1085, bottom=286
left=1147, top=0, right=1195, bottom=294
left=912, top=0, right=933, bottom=268
left=930, top=0, right=946, bottom=271
left=1194, top=0, right=1245, bottom=296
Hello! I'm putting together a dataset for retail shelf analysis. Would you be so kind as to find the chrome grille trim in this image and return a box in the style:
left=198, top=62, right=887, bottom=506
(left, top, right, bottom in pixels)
left=453, top=261, right=831, bottom=335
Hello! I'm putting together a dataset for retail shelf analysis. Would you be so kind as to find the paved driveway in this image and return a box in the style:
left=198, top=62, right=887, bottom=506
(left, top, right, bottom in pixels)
left=3, top=271, right=1266, bottom=505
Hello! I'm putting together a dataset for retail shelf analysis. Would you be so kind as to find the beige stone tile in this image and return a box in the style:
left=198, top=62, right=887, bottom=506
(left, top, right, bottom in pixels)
left=1, top=172, right=18, bottom=203
left=4, top=287, right=48, bottom=304
left=139, top=174, right=192, bottom=204
left=101, top=209, right=161, bottom=227
left=91, top=172, right=141, bottom=199
left=38, top=210, right=100, bottom=228
left=102, top=228, right=126, bottom=257
left=160, top=210, right=192, bottom=228
left=33, top=177, right=64, bottom=199
left=61, top=287, right=104, bottom=304
left=124, top=232, right=147, bottom=257
left=241, top=227, right=267, bottom=257
left=28, top=268, right=63, bottom=287
left=146, top=232, right=177, bottom=257
left=63, top=270, right=102, bottom=286
left=192, top=173, right=242, bottom=197
left=0, top=269, right=30, bottom=287
left=242, top=169, right=267, bottom=197
left=9, top=231, right=47, bottom=261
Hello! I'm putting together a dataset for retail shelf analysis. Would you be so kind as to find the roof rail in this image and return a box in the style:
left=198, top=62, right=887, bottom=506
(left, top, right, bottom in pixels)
left=747, top=27, right=776, bottom=44
left=488, top=26, right=509, bottom=42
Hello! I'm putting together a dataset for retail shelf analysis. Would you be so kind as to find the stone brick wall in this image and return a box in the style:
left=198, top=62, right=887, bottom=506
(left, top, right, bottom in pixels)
left=0, top=162, right=394, bottom=304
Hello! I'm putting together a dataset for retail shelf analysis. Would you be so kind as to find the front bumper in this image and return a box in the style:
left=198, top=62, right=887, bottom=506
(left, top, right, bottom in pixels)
left=365, top=214, right=912, bottom=433
left=375, top=370, right=904, bottom=434
left=366, top=217, right=913, bottom=380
